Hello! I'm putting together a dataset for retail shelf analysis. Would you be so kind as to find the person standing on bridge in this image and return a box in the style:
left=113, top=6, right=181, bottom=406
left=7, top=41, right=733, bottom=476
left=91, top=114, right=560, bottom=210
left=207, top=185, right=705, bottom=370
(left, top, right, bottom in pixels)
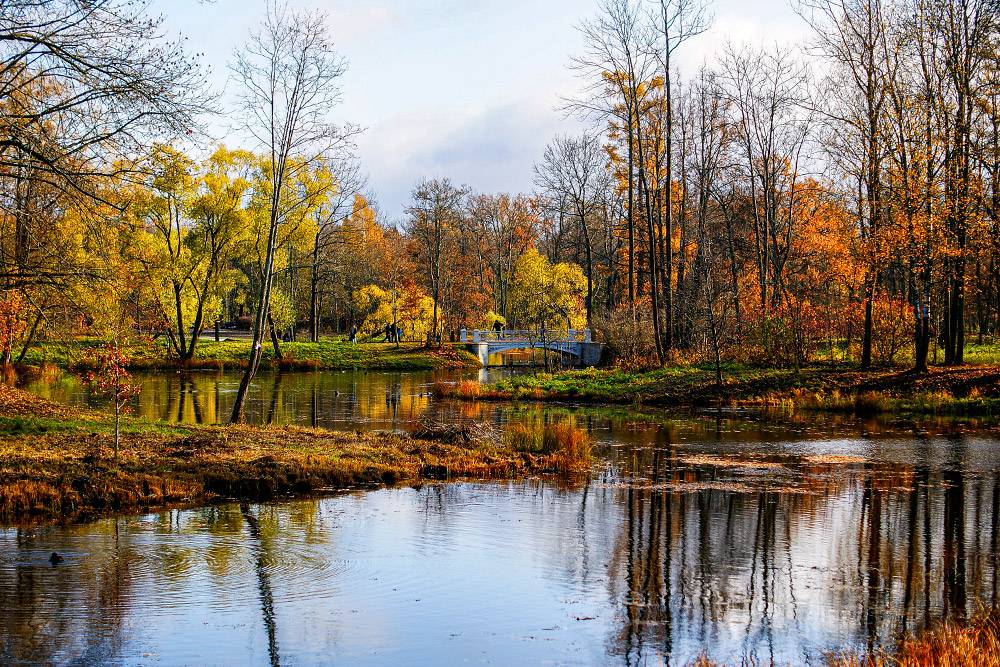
left=492, top=319, right=503, bottom=339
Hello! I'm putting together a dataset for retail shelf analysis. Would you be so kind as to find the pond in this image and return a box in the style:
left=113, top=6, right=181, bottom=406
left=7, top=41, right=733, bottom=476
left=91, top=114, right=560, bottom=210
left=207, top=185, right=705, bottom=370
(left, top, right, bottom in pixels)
left=4, top=369, right=1000, bottom=665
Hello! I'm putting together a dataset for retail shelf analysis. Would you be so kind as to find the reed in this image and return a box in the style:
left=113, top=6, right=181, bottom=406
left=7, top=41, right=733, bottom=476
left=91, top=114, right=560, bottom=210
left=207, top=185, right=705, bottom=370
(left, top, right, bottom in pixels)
left=502, top=421, right=592, bottom=475
left=832, top=607, right=1000, bottom=666
left=544, top=423, right=593, bottom=474
left=692, top=607, right=1000, bottom=666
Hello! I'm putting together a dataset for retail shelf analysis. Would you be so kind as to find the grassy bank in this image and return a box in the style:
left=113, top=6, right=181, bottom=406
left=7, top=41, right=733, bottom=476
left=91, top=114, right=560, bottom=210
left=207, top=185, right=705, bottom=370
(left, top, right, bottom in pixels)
left=19, top=338, right=480, bottom=372
left=436, top=362, right=1000, bottom=416
left=0, top=383, right=589, bottom=523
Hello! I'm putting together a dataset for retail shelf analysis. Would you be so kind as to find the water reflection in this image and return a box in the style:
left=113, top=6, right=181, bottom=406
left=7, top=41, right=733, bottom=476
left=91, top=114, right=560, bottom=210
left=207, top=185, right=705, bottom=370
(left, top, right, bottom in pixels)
left=1, top=434, right=998, bottom=665
left=21, top=369, right=501, bottom=432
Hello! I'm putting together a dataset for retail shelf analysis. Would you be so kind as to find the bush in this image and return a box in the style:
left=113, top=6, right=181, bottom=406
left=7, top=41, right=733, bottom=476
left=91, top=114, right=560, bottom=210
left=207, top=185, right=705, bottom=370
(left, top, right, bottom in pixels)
left=593, top=299, right=658, bottom=370
left=871, top=295, right=911, bottom=366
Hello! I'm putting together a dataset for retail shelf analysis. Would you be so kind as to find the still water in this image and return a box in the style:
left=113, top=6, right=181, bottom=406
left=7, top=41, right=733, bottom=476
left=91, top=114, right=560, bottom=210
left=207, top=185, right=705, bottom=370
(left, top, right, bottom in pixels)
left=21, top=368, right=498, bottom=432
left=5, top=370, right=1000, bottom=665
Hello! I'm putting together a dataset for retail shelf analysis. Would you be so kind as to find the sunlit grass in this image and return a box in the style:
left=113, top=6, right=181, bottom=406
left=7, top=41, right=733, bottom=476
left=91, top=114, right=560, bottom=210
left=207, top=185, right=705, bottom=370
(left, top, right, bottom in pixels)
left=435, top=357, right=1000, bottom=417
left=691, top=606, right=1000, bottom=666
left=18, top=338, right=480, bottom=372
left=832, top=607, right=1000, bottom=666
left=503, top=421, right=592, bottom=476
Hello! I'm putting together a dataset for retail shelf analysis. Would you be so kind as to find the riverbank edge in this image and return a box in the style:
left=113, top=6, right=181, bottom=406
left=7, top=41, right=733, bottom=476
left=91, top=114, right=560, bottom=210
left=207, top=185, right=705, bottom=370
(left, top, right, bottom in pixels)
left=17, top=340, right=483, bottom=373
left=434, top=363, right=1000, bottom=417
left=0, top=384, right=579, bottom=524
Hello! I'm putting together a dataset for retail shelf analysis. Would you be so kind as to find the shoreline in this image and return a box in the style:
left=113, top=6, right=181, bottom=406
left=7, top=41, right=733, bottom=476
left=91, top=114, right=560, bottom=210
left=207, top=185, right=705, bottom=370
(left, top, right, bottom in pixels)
left=0, top=384, right=586, bottom=524
left=16, top=339, right=482, bottom=373
left=434, top=363, right=1000, bottom=417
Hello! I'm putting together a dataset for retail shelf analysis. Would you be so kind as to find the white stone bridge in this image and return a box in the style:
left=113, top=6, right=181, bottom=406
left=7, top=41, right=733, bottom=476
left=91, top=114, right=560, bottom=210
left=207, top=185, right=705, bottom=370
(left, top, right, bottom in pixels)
left=460, top=328, right=603, bottom=367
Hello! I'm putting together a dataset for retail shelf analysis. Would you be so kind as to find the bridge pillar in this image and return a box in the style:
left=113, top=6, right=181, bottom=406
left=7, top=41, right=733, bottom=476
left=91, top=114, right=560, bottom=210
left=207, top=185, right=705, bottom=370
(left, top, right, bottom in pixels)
left=472, top=343, right=489, bottom=366
left=579, top=342, right=603, bottom=366
left=460, top=328, right=467, bottom=342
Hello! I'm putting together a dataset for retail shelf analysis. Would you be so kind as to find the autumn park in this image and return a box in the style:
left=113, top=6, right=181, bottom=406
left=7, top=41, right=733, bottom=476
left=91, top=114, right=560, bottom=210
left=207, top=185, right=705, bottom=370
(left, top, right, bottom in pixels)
left=3, top=0, right=1000, bottom=664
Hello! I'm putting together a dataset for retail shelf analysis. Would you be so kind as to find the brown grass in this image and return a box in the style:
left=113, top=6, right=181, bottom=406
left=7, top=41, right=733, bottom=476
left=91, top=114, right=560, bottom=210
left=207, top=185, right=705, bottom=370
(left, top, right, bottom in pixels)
left=543, top=423, right=593, bottom=475
left=693, top=607, right=1000, bottom=666
left=502, top=421, right=592, bottom=476
left=0, top=384, right=583, bottom=522
left=833, top=609, right=1000, bottom=666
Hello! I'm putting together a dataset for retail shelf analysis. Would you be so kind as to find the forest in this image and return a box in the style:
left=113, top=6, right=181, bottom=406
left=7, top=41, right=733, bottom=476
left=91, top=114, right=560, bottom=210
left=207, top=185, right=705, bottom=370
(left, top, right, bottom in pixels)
left=3, top=0, right=1000, bottom=389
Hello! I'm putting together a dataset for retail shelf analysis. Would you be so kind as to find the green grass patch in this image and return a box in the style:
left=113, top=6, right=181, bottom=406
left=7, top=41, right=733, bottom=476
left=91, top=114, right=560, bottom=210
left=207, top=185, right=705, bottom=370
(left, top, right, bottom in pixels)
left=19, top=338, right=480, bottom=372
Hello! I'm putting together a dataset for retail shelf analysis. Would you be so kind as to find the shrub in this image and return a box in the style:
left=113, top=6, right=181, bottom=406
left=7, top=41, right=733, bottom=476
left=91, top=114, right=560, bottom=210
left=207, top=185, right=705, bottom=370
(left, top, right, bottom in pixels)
left=871, top=295, right=912, bottom=366
left=593, top=299, right=658, bottom=370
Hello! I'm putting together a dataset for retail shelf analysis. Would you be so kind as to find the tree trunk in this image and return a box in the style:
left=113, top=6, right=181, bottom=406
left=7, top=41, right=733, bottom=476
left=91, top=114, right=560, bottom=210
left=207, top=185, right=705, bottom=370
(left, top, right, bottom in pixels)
left=310, top=231, right=320, bottom=342
left=861, top=286, right=874, bottom=370
left=268, top=311, right=283, bottom=360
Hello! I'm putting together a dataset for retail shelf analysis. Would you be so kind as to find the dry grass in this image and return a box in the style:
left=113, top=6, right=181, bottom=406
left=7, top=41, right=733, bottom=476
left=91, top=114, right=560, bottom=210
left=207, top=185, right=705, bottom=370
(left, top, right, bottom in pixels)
left=502, top=421, right=592, bottom=476
left=544, top=423, right=593, bottom=474
left=693, top=607, right=1000, bottom=666
left=831, top=609, right=1000, bottom=666
left=0, top=384, right=582, bottom=522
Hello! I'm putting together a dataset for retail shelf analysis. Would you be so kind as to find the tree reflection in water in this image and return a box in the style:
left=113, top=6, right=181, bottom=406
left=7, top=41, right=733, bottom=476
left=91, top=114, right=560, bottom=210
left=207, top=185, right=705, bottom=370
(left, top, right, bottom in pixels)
left=241, top=503, right=280, bottom=667
left=0, top=432, right=997, bottom=665
left=602, top=438, right=999, bottom=665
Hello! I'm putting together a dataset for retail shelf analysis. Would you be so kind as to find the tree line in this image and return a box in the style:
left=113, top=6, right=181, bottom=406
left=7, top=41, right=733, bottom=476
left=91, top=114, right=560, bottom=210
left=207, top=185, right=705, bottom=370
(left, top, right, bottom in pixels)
left=535, top=0, right=1000, bottom=374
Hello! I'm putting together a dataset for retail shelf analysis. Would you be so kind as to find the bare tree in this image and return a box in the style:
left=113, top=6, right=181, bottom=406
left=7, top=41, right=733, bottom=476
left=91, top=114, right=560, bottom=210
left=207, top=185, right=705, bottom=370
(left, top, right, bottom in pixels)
left=799, top=0, right=892, bottom=370
left=653, top=0, right=711, bottom=352
left=535, top=133, right=611, bottom=326
left=569, top=0, right=658, bottom=312
left=720, top=45, right=812, bottom=315
left=229, top=2, right=351, bottom=423
left=0, top=0, right=210, bottom=206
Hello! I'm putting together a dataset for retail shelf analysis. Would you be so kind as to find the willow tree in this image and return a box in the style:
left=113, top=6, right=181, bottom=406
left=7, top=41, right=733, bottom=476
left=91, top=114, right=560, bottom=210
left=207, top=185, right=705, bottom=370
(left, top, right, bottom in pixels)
left=229, top=2, right=350, bottom=423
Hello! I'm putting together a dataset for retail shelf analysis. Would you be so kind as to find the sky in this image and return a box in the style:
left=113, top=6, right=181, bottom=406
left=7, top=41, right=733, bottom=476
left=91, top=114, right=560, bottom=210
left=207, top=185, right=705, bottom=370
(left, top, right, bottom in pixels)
left=165, top=0, right=811, bottom=219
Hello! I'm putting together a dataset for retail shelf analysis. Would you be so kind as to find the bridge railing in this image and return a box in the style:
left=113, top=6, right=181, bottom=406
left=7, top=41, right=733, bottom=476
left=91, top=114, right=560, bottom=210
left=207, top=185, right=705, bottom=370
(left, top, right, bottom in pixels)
left=460, top=328, right=592, bottom=344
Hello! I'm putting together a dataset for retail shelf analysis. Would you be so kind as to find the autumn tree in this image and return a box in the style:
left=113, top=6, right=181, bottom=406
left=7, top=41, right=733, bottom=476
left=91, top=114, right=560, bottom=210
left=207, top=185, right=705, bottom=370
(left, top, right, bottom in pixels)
left=467, top=193, right=539, bottom=321
left=406, top=178, right=468, bottom=346
left=799, top=0, right=892, bottom=370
